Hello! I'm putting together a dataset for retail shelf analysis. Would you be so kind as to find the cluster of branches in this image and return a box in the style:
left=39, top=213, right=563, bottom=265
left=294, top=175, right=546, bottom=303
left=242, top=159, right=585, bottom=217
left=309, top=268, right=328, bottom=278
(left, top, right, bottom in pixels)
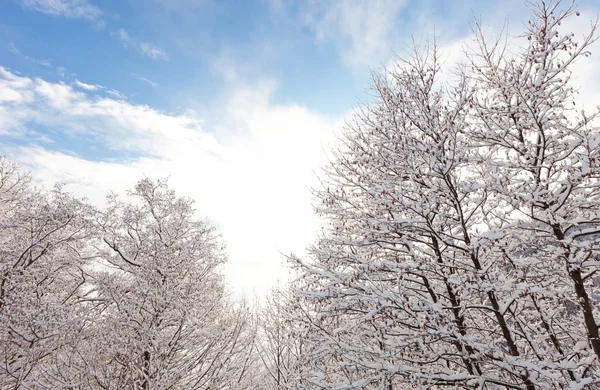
left=3, top=1, right=600, bottom=389
left=289, top=0, right=600, bottom=389
left=0, top=159, right=264, bottom=389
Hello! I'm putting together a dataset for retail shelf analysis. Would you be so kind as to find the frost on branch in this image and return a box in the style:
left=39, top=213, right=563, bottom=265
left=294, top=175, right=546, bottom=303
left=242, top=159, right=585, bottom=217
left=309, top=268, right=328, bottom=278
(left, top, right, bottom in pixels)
left=86, top=178, right=254, bottom=389
left=0, top=165, right=259, bottom=389
left=290, top=1, right=600, bottom=388
left=0, top=156, right=95, bottom=388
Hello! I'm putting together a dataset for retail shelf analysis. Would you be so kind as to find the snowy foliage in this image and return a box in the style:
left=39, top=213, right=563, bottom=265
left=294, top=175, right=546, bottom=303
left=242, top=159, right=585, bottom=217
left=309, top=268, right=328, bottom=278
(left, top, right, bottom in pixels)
left=290, top=1, right=600, bottom=389
left=84, top=178, right=244, bottom=389
left=0, top=165, right=258, bottom=389
left=2, top=1, right=600, bottom=389
left=0, top=156, right=95, bottom=388
left=257, top=284, right=305, bottom=390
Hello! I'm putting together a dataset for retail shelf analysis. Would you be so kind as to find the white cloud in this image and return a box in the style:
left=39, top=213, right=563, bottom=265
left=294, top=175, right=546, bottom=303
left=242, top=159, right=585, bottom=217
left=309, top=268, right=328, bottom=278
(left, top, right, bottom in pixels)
left=303, top=0, right=407, bottom=67
left=132, top=73, right=159, bottom=88
left=0, top=68, right=35, bottom=104
left=20, top=0, right=102, bottom=20
left=35, top=79, right=85, bottom=110
left=0, top=68, right=339, bottom=297
left=0, top=68, right=209, bottom=155
left=114, top=29, right=169, bottom=61
left=74, top=79, right=101, bottom=91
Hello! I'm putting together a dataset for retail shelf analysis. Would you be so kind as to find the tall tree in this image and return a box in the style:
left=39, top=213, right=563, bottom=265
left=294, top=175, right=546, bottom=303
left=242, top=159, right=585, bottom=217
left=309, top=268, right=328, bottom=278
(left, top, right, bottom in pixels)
left=467, top=0, right=600, bottom=374
left=0, top=156, right=95, bottom=389
left=290, top=1, right=599, bottom=388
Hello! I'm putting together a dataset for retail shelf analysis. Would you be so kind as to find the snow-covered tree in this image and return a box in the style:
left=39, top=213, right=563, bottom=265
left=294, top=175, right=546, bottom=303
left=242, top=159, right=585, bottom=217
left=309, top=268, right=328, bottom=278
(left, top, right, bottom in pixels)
left=82, top=178, right=251, bottom=390
left=0, top=155, right=95, bottom=389
left=464, top=0, right=600, bottom=383
left=290, top=1, right=600, bottom=388
left=257, top=284, right=305, bottom=390
left=0, top=159, right=262, bottom=389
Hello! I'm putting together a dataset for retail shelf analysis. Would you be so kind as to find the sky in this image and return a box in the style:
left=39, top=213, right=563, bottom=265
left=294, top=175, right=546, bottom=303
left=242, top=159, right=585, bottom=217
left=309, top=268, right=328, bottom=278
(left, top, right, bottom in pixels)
left=1, top=0, right=599, bottom=298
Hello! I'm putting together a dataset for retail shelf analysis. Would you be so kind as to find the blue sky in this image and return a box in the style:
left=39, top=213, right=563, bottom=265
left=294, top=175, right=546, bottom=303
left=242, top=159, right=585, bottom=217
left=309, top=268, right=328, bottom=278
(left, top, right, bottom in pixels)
left=0, top=0, right=553, bottom=119
left=1, top=0, right=361, bottom=117
left=1, top=0, right=599, bottom=296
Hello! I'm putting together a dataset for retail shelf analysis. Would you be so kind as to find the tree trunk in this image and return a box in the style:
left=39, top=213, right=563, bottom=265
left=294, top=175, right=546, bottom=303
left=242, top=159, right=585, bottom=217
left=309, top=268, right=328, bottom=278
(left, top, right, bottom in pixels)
left=142, top=350, right=151, bottom=390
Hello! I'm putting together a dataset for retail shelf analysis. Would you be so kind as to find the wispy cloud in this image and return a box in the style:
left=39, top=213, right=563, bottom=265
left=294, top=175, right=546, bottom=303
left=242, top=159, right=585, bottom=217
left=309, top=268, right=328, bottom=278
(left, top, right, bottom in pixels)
left=74, top=79, right=101, bottom=91
left=19, top=3, right=168, bottom=62
left=132, top=73, right=159, bottom=88
left=0, top=67, right=204, bottom=155
left=9, top=43, right=52, bottom=67
left=105, top=89, right=127, bottom=100
left=300, top=0, right=529, bottom=70
left=139, top=43, right=168, bottom=60
left=20, top=0, right=102, bottom=20
left=113, top=29, right=168, bottom=61
left=303, top=0, right=407, bottom=67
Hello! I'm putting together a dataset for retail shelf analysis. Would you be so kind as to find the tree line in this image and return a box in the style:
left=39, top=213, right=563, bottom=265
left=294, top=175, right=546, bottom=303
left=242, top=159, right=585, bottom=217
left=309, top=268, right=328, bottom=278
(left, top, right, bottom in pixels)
left=2, top=0, right=600, bottom=388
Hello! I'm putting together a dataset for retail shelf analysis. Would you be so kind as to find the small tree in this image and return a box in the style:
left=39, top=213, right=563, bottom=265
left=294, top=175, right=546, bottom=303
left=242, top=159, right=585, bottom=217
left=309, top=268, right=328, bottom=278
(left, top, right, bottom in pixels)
left=258, top=284, right=304, bottom=390
left=86, top=178, right=245, bottom=389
